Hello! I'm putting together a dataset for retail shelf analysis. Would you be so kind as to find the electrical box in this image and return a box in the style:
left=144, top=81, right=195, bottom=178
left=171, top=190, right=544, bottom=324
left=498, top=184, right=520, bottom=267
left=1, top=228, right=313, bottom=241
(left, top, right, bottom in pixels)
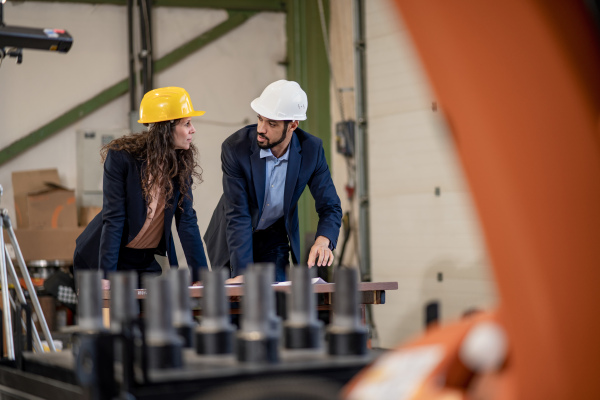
left=76, top=129, right=129, bottom=209
left=336, top=120, right=355, bottom=157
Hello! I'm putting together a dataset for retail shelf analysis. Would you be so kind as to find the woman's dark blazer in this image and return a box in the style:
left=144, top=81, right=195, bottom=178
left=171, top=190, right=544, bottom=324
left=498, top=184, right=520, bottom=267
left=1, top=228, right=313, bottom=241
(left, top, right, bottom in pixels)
left=74, top=149, right=207, bottom=282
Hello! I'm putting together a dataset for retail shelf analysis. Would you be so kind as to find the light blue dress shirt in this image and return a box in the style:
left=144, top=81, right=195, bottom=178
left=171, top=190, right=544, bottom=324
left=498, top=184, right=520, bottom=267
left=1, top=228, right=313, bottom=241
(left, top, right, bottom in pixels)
left=256, top=146, right=290, bottom=230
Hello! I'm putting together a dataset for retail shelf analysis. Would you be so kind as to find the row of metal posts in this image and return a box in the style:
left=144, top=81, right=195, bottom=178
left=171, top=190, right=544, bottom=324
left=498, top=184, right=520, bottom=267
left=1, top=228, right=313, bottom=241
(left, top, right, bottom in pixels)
left=74, top=264, right=369, bottom=381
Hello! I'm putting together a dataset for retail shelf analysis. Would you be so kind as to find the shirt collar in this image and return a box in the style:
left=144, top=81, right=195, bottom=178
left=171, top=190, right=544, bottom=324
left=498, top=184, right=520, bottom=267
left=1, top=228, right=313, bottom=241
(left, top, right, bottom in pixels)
left=260, top=145, right=290, bottom=161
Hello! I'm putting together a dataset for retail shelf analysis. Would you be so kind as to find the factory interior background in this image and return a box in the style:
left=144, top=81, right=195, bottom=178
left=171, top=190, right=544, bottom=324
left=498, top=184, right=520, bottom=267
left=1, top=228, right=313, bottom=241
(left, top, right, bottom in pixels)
left=0, top=0, right=497, bottom=349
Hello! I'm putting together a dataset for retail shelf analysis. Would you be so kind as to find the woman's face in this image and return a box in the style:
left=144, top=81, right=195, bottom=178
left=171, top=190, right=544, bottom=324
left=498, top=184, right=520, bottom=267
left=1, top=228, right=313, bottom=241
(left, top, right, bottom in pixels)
left=173, top=117, right=196, bottom=150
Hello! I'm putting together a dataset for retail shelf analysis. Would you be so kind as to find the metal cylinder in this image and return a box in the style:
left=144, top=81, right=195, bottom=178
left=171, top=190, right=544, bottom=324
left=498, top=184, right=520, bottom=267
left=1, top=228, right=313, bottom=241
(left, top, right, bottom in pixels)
left=109, top=271, right=138, bottom=333
left=199, top=267, right=231, bottom=331
left=169, top=268, right=194, bottom=347
left=240, top=264, right=270, bottom=334
left=77, top=270, right=104, bottom=331
left=284, top=265, right=322, bottom=349
left=196, top=267, right=234, bottom=355
left=243, top=263, right=281, bottom=336
left=262, top=264, right=282, bottom=337
left=144, top=275, right=183, bottom=369
left=237, top=263, right=279, bottom=363
left=288, top=266, right=317, bottom=325
left=170, top=268, right=193, bottom=327
left=327, top=267, right=368, bottom=356
left=331, top=267, right=361, bottom=329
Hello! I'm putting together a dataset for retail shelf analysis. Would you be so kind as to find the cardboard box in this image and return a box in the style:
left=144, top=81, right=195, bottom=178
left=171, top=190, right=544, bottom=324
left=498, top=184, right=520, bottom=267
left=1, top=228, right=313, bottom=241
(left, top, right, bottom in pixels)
left=79, top=206, right=102, bottom=227
left=12, top=169, right=77, bottom=229
left=12, top=228, right=85, bottom=262
left=28, top=184, right=77, bottom=229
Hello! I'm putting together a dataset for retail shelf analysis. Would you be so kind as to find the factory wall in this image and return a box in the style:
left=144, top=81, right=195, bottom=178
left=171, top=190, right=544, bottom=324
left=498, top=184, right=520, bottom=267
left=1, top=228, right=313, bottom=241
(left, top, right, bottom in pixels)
left=365, top=0, right=497, bottom=347
left=1, top=0, right=498, bottom=350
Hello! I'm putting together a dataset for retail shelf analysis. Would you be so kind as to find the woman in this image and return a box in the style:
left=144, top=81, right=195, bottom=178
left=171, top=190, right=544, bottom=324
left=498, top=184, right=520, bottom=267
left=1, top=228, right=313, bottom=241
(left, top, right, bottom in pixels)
left=74, top=87, right=208, bottom=286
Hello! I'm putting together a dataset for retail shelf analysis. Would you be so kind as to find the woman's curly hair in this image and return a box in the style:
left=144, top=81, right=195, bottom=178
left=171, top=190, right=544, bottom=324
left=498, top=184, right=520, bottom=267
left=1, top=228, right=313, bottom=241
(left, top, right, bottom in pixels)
left=100, top=119, right=202, bottom=212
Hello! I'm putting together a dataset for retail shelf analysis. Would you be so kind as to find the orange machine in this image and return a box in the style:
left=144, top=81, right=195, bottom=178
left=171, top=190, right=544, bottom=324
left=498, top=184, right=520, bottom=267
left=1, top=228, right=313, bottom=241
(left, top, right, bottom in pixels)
left=345, top=1, right=600, bottom=399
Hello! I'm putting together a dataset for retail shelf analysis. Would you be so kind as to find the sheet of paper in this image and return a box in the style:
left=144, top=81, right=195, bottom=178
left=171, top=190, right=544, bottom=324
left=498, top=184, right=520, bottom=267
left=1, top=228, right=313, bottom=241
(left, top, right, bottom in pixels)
left=192, top=277, right=328, bottom=288
left=272, top=277, right=328, bottom=286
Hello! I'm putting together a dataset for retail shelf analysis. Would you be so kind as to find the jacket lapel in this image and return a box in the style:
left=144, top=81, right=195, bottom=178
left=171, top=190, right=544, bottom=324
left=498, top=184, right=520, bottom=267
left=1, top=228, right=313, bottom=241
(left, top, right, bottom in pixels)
left=165, top=179, right=178, bottom=238
left=250, top=132, right=266, bottom=217
left=284, top=133, right=301, bottom=217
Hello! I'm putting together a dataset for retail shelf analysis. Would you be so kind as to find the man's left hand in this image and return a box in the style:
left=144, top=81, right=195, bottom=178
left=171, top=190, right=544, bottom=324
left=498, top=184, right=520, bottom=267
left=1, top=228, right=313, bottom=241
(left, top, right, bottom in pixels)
left=307, top=236, right=334, bottom=267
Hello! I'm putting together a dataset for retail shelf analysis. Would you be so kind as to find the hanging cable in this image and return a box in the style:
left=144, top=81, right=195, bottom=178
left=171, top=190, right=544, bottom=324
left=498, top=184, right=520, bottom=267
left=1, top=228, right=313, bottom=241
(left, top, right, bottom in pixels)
left=317, top=0, right=346, bottom=122
left=139, top=0, right=153, bottom=93
left=127, top=0, right=136, bottom=112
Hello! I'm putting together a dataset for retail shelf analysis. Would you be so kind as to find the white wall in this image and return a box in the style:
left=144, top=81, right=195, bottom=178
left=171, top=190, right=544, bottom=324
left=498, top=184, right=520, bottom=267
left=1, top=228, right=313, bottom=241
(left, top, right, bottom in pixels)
left=0, top=2, right=285, bottom=266
left=328, top=0, right=498, bottom=349
left=1, top=2, right=129, bottom=215
left=366, top=0, right=497, bottom=348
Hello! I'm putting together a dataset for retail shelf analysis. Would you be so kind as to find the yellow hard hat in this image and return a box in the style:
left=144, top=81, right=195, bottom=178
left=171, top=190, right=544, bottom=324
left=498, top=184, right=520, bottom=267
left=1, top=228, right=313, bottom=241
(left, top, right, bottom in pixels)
left=138, top=87, right=205, bottom=124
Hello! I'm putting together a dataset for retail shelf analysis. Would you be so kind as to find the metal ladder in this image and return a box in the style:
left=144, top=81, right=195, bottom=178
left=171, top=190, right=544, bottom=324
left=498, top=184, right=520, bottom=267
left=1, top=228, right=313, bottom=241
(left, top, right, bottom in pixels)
left=0, top=184, right=55, bottom=357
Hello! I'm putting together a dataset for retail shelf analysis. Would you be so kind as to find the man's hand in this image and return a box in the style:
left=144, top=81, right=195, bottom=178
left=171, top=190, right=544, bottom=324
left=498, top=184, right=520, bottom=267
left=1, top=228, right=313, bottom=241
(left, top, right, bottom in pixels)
left=225, top=275, right=244, bottom=284
left=307, top=236, right=334, bottom=267
left=102, top=279, right=110, bottom=290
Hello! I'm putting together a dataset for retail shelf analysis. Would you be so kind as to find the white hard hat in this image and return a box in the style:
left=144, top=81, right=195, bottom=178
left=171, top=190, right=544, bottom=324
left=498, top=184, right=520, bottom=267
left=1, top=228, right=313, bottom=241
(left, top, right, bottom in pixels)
left=250, top=80, right=308, bottom=121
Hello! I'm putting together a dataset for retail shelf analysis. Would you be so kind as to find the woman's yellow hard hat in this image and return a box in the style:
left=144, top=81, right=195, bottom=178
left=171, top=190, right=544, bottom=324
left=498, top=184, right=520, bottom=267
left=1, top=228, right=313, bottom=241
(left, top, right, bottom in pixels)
left=138, top=87, right=205, bottom=124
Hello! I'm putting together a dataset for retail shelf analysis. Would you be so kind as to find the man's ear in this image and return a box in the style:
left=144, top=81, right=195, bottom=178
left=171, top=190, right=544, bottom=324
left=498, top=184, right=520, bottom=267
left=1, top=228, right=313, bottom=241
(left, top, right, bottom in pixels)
left=290, top=120, right=299, bottom=131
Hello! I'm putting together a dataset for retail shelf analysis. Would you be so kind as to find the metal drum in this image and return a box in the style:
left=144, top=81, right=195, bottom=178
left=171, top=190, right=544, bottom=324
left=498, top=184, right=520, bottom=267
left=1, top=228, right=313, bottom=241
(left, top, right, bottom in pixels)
left=27, top=260, right=69, bottom=280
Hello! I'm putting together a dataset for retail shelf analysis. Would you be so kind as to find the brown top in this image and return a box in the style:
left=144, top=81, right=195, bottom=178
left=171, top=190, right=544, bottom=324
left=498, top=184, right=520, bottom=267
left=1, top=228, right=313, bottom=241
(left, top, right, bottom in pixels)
left=126, top=185, right=165, bottom=249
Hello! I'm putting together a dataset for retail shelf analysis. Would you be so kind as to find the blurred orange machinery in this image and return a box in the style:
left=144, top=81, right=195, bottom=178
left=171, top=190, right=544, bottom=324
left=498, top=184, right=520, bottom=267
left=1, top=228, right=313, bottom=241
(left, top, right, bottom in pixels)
left=344, top=1, right=600, bottom=399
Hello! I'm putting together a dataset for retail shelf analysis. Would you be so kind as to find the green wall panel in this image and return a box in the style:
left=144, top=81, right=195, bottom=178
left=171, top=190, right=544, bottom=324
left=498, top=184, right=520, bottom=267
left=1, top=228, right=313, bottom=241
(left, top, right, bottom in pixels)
left=286, top=0, right=331, bottom=263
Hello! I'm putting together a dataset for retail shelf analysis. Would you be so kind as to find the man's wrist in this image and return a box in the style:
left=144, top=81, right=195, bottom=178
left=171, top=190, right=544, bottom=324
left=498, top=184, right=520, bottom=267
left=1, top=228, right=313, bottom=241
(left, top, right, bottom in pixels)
left=316, top=235, right=334, bottom=250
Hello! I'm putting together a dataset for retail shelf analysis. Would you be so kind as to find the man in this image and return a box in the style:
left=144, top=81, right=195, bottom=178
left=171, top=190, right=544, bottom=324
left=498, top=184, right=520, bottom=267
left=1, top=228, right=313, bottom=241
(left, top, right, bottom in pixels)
left=204, top=80, right=342, bottom=282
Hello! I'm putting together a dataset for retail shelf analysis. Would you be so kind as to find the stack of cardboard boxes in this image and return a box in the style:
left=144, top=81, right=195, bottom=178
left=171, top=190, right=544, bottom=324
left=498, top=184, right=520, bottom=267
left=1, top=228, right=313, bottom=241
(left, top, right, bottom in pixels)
left=12, top=168, right=99, bottom=262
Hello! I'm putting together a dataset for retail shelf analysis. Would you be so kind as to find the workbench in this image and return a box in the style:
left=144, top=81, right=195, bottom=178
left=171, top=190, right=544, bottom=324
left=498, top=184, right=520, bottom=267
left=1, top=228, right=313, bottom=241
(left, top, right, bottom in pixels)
left=102, top=281, right=397, bottom=319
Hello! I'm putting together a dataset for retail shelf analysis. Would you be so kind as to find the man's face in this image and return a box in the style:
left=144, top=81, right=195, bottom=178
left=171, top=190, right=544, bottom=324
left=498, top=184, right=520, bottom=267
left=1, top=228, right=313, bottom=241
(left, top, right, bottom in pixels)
left=256, top=115, right=289, bottom=150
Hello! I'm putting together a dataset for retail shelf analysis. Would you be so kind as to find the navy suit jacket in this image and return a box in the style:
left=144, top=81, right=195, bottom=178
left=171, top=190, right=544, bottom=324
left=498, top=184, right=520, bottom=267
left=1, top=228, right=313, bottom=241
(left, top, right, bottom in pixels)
left=75, top=149, right=208, bottom=282
left=204, top=125, right=342, bottom=277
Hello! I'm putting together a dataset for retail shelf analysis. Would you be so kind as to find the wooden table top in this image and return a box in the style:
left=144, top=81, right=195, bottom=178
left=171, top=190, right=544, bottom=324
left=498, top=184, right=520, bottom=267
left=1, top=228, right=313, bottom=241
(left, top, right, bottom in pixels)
left=102, top=281, right=399, bottom=300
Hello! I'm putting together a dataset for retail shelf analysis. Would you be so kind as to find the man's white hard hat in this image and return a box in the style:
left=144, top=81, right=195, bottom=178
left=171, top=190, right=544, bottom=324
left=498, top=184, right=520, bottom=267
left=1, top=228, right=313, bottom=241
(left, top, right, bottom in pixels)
left=251, top=80, right=308, bottom=121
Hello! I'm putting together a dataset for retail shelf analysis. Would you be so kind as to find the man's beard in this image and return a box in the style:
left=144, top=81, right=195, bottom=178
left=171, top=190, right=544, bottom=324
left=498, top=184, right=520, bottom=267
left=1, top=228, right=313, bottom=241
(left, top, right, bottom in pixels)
left=257, top=121, right=289, bottom=149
